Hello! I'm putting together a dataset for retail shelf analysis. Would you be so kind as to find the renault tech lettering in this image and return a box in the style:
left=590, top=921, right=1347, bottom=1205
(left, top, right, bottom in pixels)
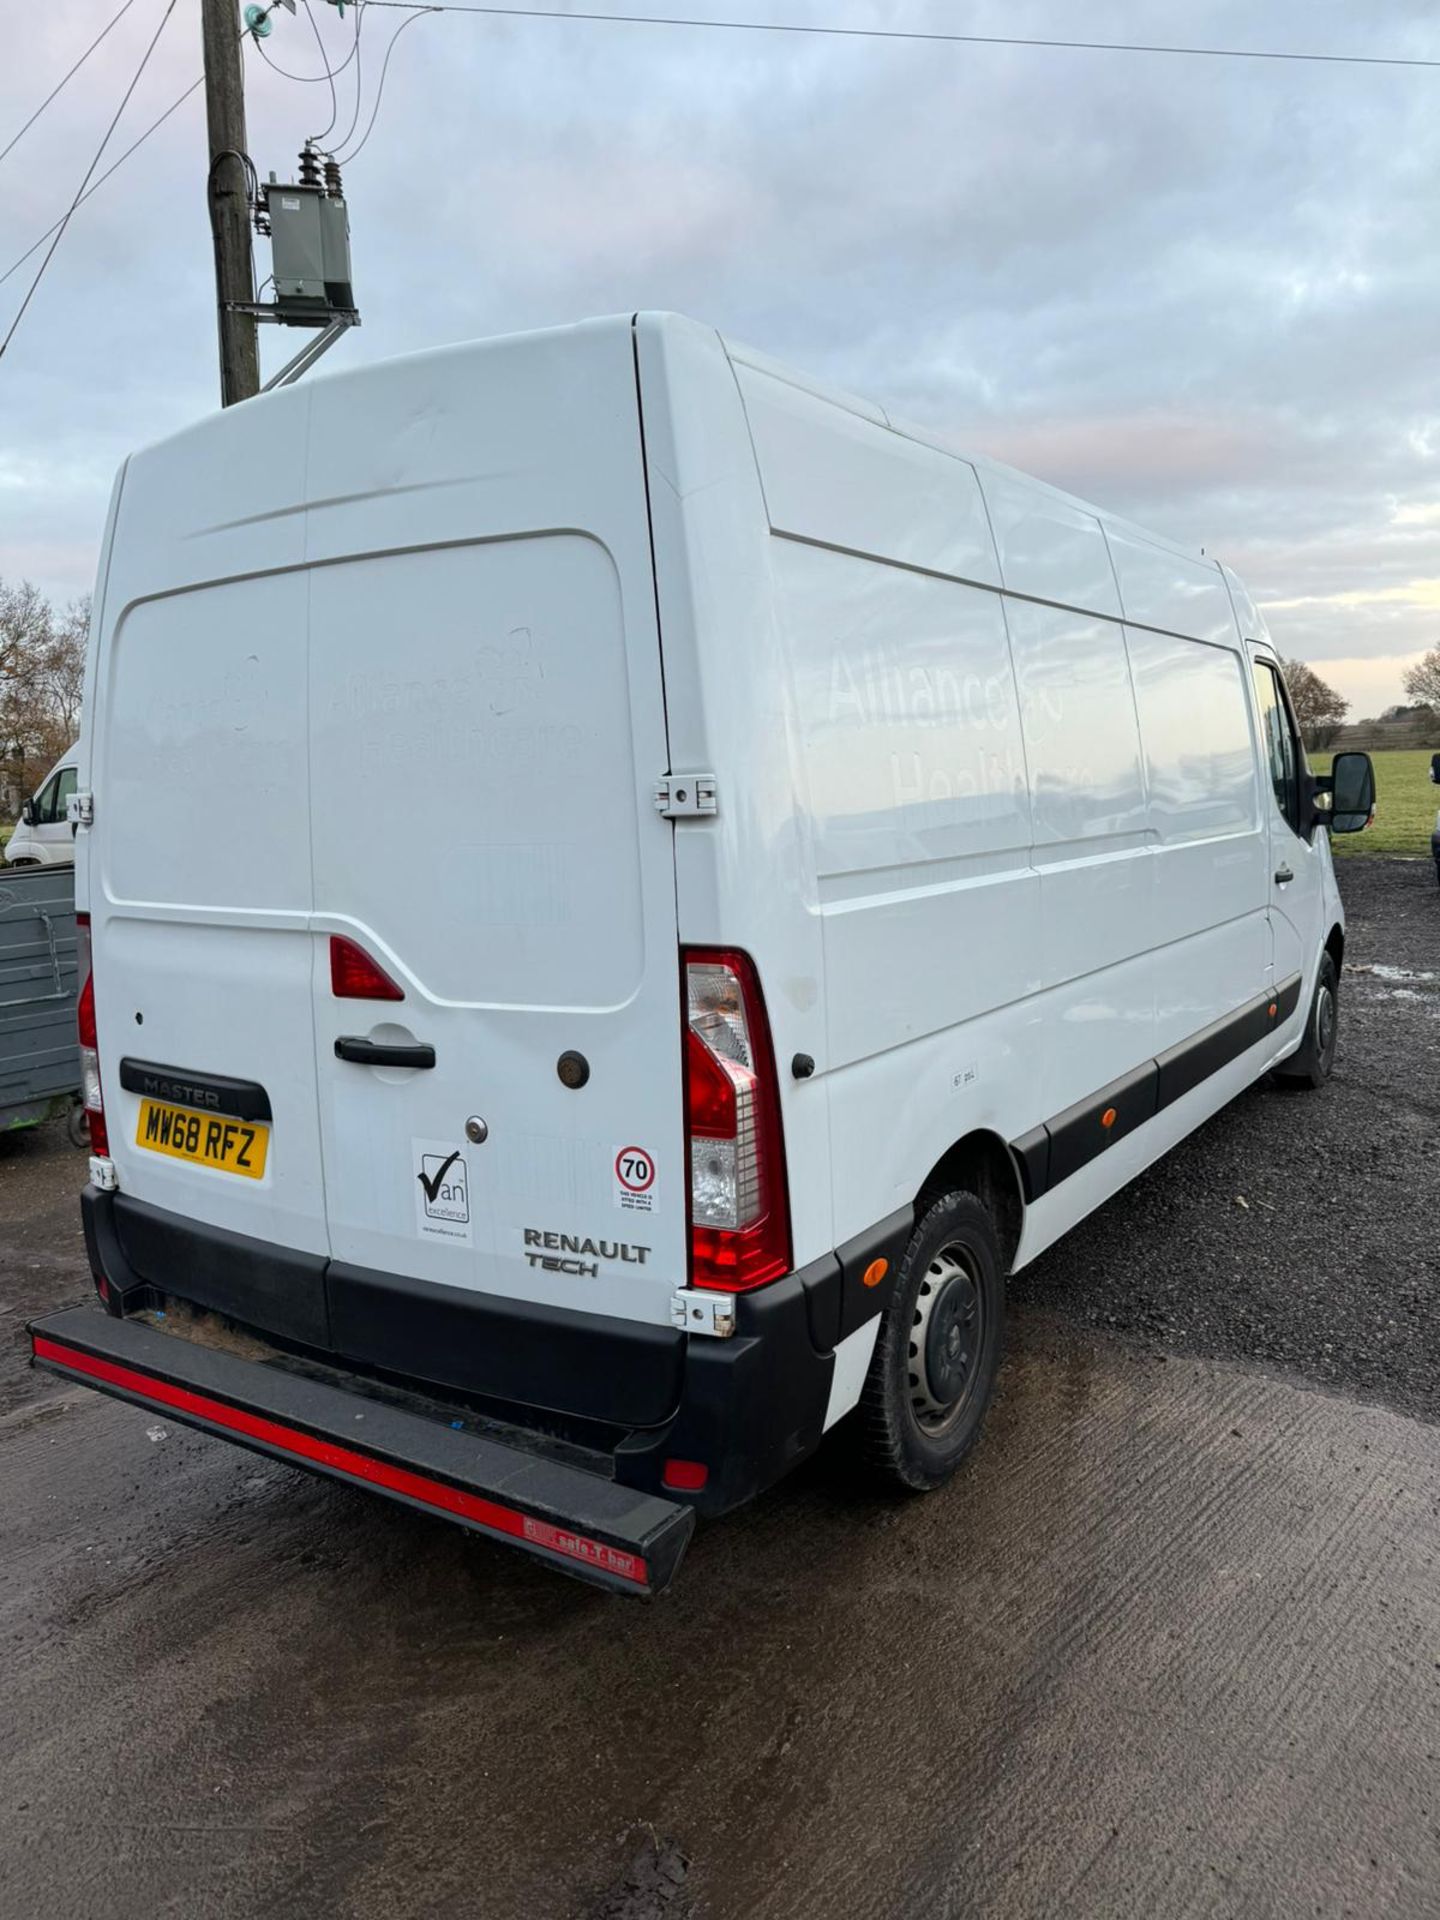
left=30, top=315, right=1376, bottom=1594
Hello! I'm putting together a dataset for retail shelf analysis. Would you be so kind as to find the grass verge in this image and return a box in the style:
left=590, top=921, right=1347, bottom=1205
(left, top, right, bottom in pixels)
left=1311, top=747, right=1438, bottom=858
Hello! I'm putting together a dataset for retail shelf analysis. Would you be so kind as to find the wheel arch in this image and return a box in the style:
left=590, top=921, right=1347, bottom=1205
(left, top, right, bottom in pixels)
left=1325, top=921, right=1344, bottom=976
left=915, top=1127, right=1024, bottom=1271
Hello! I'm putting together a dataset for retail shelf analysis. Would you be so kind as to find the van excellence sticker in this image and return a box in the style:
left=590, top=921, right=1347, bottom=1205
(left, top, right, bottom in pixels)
left=413, top=1139, right=473, bottom=1245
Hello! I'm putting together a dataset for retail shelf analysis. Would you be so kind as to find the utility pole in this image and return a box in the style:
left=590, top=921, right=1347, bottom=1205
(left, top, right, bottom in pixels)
left=201, top=0, right=260, bottom=406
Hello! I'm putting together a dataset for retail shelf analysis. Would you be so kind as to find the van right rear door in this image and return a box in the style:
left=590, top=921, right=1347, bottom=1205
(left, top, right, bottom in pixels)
left=301, top=322, right=688, bottom=1336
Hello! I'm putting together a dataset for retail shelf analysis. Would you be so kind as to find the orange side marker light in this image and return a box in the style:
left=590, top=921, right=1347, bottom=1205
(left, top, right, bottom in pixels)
left=1101, top=1107, right=1118, bottom=1130
left=862, top=1258, right=889, bottom=1289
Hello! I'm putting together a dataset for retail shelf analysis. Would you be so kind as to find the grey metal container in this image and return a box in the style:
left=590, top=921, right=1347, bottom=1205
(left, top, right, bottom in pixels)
left=0, top=865, right=81, bottom=1133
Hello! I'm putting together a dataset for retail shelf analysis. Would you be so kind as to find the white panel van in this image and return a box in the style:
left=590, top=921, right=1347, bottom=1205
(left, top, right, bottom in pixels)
left=4, top=746, right=79, bottom=867
left=31, top=316, right=1376, bottom=1594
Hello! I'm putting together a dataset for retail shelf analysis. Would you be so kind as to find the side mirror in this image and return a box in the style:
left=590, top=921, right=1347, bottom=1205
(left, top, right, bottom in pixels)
left=1329, top=750, right=1375, bottom=834
left=20, top=799, right=35, bottom=826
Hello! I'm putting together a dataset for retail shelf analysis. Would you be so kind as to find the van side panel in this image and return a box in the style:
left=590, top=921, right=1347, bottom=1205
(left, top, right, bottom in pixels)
left=767, top=537, right=1039, bottom=1069
left=1005, top=599, right=1155, bottom=1119
left=742, top=369, right=1000, bottom=589
left=714, top=334, right=1283, bottom=1273
left=1105, top=526, right=1238, bottom=647
left=1123, top=626, right=1269, bottom=1051
left=726, top=375, right=1046, bottom=1250
left=981, top=468, right=1123, bottom=620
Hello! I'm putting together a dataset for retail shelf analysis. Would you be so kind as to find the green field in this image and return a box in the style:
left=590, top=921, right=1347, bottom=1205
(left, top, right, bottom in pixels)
left=1310, top=747, right=1438, bottom=858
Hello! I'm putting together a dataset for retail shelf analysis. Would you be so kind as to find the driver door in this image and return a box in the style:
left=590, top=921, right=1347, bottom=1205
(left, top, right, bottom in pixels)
left=1249, top=651, right=1325, bottom=994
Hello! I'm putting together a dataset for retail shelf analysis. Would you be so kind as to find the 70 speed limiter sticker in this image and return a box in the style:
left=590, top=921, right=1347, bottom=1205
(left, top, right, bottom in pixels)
left=614, top=1144, right=658, bottom=1215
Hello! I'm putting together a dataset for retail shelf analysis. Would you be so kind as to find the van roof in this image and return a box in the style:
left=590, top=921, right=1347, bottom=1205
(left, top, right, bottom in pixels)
left=122, top=310, right=1243, bottom=604
left=718, top=326, right=1224, bottom=578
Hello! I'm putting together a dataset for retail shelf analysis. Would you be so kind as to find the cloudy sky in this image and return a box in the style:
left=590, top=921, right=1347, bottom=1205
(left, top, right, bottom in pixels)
left=3, top=0, right=1437, bottom=715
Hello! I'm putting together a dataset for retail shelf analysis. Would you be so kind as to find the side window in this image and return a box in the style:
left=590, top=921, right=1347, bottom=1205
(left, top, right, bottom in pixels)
left=32, top=772, right=61, bottom=825
left=1252, top=663, right=1299, bottom=832
left=53, top=766, right=77, bottom=825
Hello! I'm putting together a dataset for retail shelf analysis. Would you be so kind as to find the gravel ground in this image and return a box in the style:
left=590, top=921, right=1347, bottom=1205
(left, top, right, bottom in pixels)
left=1014, top=857, right=1440, bottom=1423
left=3, top=857, right=1439, bottom=1920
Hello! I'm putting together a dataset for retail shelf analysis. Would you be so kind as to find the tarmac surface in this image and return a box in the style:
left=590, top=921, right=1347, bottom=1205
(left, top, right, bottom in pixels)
left=2, top=858, right=1437, bottom=1919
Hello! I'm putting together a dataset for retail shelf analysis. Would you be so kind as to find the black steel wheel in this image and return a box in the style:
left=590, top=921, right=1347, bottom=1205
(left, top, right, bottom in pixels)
left=1274, top=951, right=1339, bottom=1090
left=858, top=1188, right=1005, bottom=1491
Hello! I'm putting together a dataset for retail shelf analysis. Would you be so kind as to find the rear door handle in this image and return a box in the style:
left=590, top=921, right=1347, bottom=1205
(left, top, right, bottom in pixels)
left=334, top=1037, right=436, bottom=1069
left=1274, top=865, right=1294, bottom=885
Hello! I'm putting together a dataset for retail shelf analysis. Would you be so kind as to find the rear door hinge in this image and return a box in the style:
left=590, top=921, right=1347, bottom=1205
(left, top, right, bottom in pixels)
left=654, top=773, right=717, bottom=820
left=68, top=791, right=94, bottom=828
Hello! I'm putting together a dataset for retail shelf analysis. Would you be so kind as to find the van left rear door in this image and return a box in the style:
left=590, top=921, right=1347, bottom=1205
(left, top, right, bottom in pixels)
left=92, top=568, right=329, bottom=1263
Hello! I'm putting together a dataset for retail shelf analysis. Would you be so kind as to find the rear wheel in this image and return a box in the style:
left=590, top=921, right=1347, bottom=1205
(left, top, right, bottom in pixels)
left=1274, top=951, right=1339, bottom=1090
left=858, top=1189, right=1005, bottom=1491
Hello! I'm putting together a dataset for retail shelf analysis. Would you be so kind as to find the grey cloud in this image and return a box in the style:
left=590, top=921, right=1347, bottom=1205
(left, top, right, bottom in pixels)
left=2, top=0, right=1437, bottom=706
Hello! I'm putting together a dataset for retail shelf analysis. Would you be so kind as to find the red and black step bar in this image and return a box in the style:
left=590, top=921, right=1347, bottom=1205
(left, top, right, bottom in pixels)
left=30, top=1306, right=694, bottom=1596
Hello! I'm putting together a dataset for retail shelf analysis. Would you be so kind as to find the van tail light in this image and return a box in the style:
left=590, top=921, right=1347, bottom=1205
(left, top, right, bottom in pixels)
left=330, top=935, right=404, bottom=1001
left=683, top=948, right=791, bottom=1292
left=76, top=913, right=108, bottom=1156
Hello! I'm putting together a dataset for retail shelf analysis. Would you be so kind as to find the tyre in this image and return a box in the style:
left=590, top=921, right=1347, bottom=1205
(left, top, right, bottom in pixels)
left=1273, top=951, right=1339, bottom=1090
left=858, top=1188, right=1005, bottom=1492
left=66, top=1103, right=90, bottom=1150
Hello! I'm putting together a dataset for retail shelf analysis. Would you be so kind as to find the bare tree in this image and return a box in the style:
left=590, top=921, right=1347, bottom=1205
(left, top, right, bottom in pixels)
left=1402, top=647, right=1440, bottom=712
left=42, top=596, right=89, bottom=742
left=0, top=579, right=87, bottom=815
left=1279, top=656, right=1350, bottom=750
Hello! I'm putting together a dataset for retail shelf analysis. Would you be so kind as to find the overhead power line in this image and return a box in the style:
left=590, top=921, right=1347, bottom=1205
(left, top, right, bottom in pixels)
left=332, top=0, right=368, bottom=153
left=360, top=1, right=1440, bottom=72
left=0, top=2, right=333, bottom=295
left=1, top=0, right=181, bottom=364
left=335, top=7, right=439, bottom=162
left=0, top=77, right=203, bottom=294
left=305, top=0, right=342, bottom=141
left=0, top=0, right=144, bottom=169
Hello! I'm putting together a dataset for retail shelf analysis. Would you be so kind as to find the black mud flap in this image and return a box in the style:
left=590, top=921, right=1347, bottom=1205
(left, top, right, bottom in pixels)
left=30, top=1305, right=693, bottom=1596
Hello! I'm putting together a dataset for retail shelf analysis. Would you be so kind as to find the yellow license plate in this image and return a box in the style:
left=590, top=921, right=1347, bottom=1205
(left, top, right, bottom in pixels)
left=135, top=1099, right=269, bottom=1180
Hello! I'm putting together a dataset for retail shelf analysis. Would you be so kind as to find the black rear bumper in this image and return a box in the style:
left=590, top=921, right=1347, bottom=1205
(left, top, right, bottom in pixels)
left=31, top=1304, right=694, bottom=1595
left=78, top=1187, right=912, bottom=1521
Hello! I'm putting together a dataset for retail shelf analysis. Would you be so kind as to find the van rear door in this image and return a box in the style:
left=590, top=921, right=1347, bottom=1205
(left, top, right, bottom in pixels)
left=95, top=320, right=685, bottom=1344
left=301, top=322, right=685, bottom=1333
left=92, top=560, right=331, bottom=1260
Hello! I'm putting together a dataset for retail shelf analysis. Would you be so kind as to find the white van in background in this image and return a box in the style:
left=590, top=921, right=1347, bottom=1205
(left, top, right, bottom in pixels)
left=4, top=746, right=79, bottom=866
left=31, top=315, right=1375, bottom=1594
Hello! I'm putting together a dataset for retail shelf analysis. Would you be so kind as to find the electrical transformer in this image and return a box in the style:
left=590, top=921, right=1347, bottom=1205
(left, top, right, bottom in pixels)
left=261, top=158, right=356, bottom=324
